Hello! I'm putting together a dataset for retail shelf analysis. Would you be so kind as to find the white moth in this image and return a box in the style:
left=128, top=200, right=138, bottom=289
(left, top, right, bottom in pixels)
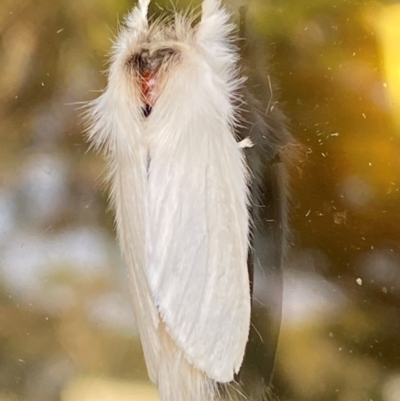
left=86, top=0, right=290, bottom=400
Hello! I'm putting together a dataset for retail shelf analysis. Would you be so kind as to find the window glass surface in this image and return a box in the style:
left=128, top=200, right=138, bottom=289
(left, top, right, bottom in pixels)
left=0, top=1, right=399, bottom=400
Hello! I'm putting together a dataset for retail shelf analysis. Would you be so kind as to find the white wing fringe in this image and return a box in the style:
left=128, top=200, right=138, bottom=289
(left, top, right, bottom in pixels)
left=158, top=323, right=217, bottom=401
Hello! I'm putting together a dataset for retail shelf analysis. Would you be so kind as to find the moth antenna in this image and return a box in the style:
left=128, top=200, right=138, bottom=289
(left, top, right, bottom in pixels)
left=125, top=0, right=150, bottom=32
left=201, top=0, right=221, bottom=20
left=139, top=0, right=151, bottom=17
left=197, top=0, right=233, bottom=46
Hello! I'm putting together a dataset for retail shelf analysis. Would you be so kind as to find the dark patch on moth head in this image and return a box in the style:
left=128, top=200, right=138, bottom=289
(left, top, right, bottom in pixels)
left=143, top=103, right=152, bottom=117
left=127, top=47, right=178, bottom=76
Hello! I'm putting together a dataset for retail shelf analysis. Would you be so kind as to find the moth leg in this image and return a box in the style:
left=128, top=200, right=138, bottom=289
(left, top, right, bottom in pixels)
left=238, top=137, right=254, bottom=149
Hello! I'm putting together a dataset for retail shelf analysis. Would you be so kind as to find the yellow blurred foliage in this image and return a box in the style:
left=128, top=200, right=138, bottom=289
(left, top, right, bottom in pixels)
left=61, top=376, right=159, bottom=401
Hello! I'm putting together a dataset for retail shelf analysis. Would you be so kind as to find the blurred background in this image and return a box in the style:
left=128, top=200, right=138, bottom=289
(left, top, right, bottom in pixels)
left=1, top=0, right=400, bottom=400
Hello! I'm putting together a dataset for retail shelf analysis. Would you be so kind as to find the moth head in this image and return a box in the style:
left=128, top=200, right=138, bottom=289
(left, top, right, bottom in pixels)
left=126, top=45, right=182, bottom=117
left=102, top=0, right=235, bottom=124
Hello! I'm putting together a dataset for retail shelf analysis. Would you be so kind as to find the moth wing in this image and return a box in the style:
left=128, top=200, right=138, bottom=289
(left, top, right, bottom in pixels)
left=145, top=60, right=251, bottom=383
left=87, top=85, right=161, bottom=383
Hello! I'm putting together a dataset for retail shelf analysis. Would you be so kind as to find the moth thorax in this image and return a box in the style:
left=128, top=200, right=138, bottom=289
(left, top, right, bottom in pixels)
left=126, top=46, right=181, bottom=117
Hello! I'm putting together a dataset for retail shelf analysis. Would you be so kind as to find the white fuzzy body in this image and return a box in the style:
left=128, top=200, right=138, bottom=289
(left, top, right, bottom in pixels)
left=86, top=1, right=251, bottom=400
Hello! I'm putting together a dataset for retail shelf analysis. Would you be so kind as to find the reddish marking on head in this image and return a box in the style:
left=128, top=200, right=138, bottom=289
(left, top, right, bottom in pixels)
left=141, top=72, right=156, bottom=106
